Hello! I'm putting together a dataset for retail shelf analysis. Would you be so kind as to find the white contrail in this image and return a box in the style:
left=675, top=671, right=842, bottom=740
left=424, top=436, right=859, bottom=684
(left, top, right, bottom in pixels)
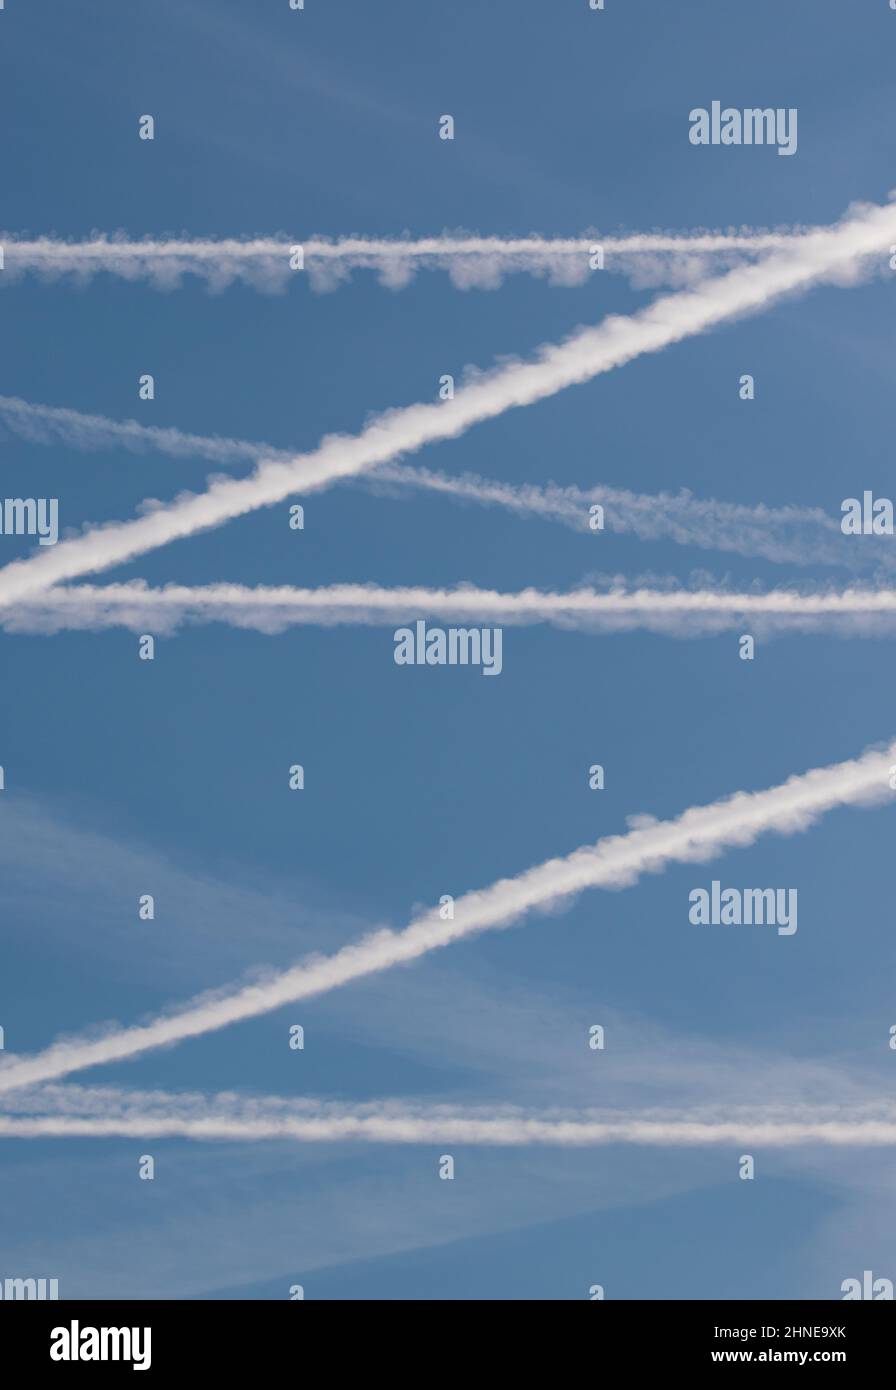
left=371, top=466, right=865, bottom=570
left=2, top=1086, right=895, bottom=1147
left=8, top=1083, right=896, bottom=1149
left=1, top=396, right=874, bottom=571
left=8, top=579, right=896, bottom=637
left=0, top=738, right=893, bottom=1095
left=0, top=395, right=273, bottom=466
left=0, top=198, right=894, bottom=605
left=0, top=228, right=814, bottom=293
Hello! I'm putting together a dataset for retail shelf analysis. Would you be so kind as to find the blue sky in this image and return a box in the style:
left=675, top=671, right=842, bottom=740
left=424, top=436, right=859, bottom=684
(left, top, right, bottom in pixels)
left=1, top=0, right=896, bottom=1299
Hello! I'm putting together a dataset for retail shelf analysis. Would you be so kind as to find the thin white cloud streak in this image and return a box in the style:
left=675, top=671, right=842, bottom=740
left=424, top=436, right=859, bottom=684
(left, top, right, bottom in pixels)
left=0, top=395, right=273, bottom=467
left=2, top=396, right=880, bottom=573
left=373, top=466, right=859, bottom=568
left=0, top=198, right=894, bottom=605
left=5, top=1110, right=896, bottom=1148
left=4, top=1086, right=896, bottom=1147
left=0, top=228, right=816, bottom=293
left=10, top=579, right=896, bottom=637
left=0, top=738, right=893, bottom=1095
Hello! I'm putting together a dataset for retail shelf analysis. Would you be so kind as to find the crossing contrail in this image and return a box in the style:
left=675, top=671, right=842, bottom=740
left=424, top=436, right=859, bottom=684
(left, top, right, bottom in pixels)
left=2, top=395, right=879, bottom=572
left=0, top=197, right=894, bottom=605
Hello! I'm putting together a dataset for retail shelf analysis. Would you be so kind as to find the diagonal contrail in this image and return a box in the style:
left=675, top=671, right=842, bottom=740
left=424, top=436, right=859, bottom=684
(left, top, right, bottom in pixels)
left=0, top=738, right=892, bottom=1096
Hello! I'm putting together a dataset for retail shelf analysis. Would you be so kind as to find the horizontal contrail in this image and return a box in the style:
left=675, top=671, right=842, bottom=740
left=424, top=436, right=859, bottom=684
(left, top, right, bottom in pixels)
left=0, top=738, right=892, bottom=1095
left=0, top=198, right=894, bottom=605
left=2, top=1087, right=895, bottom=1147
left=8, top=580, right=896, bottom=637
left=1, top=395, right=876, bottom=572
left=0, top=228, right=814, bottom=292
left=8, top=1083, right=896, bottom=1149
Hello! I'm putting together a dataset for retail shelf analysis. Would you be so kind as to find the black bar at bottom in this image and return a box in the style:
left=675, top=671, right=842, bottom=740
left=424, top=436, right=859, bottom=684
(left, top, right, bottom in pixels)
left=0, top=1298, right=892, bottom=1374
